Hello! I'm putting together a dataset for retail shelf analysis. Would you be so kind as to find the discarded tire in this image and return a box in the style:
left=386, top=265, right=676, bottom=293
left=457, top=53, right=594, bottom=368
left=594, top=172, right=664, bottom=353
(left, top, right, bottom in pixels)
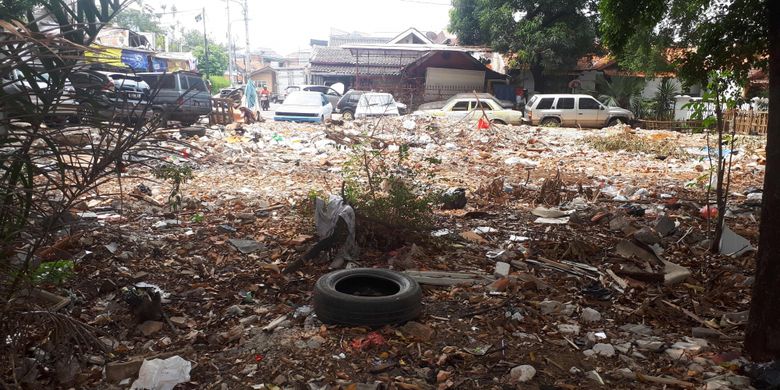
left=313, top=268, right=422, bottom=326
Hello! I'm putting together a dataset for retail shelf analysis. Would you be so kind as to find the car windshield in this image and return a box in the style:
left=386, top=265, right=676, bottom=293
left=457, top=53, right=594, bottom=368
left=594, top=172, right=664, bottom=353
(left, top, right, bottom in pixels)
left=361, top=94, right=393, bottom=105
left=285, top=92, right=321, bottom=106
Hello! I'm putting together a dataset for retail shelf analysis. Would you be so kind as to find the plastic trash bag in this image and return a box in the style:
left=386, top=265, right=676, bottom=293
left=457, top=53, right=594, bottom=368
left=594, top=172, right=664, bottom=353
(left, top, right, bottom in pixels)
left=314, top=195, right=358, bottom=267
left=130, top=356, right=191, bottom=390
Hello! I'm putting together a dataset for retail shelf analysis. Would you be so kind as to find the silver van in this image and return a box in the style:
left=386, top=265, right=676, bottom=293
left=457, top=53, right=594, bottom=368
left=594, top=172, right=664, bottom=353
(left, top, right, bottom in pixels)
left=524, top=94, right=634, bottom=128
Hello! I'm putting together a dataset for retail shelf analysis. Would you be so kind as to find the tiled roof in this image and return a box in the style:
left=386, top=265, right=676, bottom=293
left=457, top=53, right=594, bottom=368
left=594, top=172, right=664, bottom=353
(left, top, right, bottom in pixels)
left=309, top=63, right=404, bottom=76
left=310, top=46, right=423, bottom=67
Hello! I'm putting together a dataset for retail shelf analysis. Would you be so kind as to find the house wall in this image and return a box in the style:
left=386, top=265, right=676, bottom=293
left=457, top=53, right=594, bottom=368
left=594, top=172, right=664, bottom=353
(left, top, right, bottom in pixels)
left=277, top=68, right=306, bottom=92
left=250, top=72, right=275, bottom=92
left=511, top=70, right=535, bottom=95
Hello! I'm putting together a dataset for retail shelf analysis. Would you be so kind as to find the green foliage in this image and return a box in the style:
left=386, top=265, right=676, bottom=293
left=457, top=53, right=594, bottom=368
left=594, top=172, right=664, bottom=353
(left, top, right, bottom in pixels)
left=190, top=213, right=204, bottom=223
left=684, top=72, right=742, bottom=126
left=652, top=78, right=679, bottom=120
left=193, top=43, right=229, bottom=77
left=31, top=260, right=74, bottom=286
left=599, top=0, right=768, bottom=83
left=210, top=75, right=230, bottom=91
left=595, top=76, right=645, bottom=114
left=449, top=0, right=599, bottom=91
left=342, top=143, right=438, bottom=235
left=0, top=0, right=43, bottom=21
left=153, top=164, right=193, bottom=212
left=113, top=8, right=165, bottom=34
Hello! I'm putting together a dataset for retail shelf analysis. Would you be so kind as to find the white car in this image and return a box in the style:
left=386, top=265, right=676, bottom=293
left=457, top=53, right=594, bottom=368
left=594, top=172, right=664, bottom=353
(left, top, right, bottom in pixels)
left=414, top=94, right=523, bottom=125
left=273, top=91, right=332, bottom=123
left=354, top=92, right=401, bottom=119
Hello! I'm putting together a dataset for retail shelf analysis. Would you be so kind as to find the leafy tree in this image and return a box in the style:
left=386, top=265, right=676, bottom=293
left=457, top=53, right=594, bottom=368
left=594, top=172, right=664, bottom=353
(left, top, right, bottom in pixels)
left=449, top=0, right=599, bottom=92
left=600, top=0, right=767, bottom=84
left=193, top=42, right=228, bottom=77
left=600, top=0, right=778, bottom=361
left=0, top=0, right=44, bottom=21
left=113, top=8, right=165, bottom=34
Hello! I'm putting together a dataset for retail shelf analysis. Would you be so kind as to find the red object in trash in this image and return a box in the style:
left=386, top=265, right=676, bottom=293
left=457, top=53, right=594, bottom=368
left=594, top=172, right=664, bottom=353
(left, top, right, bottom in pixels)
left=350, top=332, right=386, bottom=351
left=254, top=354, right=264, bottom=362
left=700, top=205, right=718, bottom=219
left=477, top=117, right=490, bottom=129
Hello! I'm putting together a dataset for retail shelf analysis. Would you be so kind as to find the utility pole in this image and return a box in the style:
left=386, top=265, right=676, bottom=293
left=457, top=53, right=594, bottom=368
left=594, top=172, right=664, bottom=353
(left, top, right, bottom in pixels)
left=201, top=7, right=210, bottom=79
left=226, top=0, right=234, bottom=86
left=243, top=0, right=250, bottom=83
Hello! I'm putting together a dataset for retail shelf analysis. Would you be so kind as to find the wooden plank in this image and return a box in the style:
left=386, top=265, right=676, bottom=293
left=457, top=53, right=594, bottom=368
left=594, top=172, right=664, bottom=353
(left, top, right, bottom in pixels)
left=404, top=270, right=489, bottom=286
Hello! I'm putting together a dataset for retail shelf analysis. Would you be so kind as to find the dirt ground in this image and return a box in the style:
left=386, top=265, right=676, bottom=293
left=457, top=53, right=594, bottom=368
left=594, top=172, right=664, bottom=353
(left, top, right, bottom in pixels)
left=28, top=117, right=767, bottom=389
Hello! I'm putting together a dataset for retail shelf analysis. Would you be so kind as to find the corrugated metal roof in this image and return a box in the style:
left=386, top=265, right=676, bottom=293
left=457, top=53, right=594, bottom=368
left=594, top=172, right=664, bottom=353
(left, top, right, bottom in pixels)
left=309, top=63, right=403, bottom=76
left=310, top=46, right=423, bottom=67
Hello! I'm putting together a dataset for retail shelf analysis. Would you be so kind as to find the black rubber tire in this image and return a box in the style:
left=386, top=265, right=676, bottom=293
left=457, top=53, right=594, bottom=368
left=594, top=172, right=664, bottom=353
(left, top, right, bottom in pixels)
left=607, top=117, right=626, bottom=127
left=491, top=119, right=507, bottom=125
left=342, top=110, right=354, bottom=121
left=540, top=117, right=560, bottom=127
left=313, top=268, right=422, bottom=326
left=179, top=117, right=198, bottom=127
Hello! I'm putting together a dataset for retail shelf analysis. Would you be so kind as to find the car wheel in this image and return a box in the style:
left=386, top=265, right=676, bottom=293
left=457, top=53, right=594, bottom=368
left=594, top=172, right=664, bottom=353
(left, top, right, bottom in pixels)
left=313, top=268, right=422, bottom=326
left=607, top=117, right=626, bottom=127
left=152, top=108, right=167, bottom=128
left=342, top=110, right=354, bottom=121
left=491, top=119, right=507, bottom=125
left=540, top=117, right=561, bottom=127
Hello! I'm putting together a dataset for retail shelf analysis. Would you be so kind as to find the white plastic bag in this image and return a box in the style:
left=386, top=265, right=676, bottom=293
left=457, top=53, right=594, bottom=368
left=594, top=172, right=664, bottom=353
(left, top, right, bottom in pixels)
left=130, top=356, right=191, bottom=390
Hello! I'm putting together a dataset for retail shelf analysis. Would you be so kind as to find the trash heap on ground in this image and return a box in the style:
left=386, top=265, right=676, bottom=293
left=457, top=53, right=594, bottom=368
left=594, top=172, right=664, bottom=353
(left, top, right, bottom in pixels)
left=24, top=116, right=771, bottom=389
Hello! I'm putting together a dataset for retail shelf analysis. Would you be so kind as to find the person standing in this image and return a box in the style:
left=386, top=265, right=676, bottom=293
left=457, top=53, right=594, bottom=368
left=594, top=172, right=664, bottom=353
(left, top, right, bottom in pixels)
left=515, top=88, right=527, bottom=115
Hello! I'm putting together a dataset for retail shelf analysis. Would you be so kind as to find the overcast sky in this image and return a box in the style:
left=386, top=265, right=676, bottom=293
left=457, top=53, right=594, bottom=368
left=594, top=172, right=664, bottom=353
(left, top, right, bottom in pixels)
left=153, top=0, right=453, bottom=55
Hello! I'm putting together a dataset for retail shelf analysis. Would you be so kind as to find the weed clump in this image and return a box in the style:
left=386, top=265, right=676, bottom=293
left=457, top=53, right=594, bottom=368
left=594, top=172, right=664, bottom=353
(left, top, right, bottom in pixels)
left=340, top=143, right=440, bottom=248
left=585, top=129, right=688, bottom=158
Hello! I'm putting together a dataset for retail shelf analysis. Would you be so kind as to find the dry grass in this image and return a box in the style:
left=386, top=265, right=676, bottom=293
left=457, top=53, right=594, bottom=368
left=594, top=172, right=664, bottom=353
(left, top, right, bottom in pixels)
left=584, top=129, right=689, bottom=158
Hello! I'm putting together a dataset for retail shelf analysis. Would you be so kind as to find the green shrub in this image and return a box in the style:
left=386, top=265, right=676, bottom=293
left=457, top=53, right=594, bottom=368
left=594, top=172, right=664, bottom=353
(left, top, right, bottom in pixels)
left=341, top=143, right=439, bottom=247
left=31, top=260, right=74, bottom=286
left=209, top=76, right=230, bottom=92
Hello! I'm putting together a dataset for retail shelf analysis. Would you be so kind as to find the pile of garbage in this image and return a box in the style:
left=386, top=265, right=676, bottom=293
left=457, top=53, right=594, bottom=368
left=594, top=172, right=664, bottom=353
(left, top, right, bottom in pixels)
left=17, top=117, right=769, bottom=389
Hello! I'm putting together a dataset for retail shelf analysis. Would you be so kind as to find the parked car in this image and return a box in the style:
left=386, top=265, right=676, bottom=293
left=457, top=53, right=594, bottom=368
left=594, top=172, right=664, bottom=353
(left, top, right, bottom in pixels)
left=2, top=69, right=151, bottom=125
left=354, top=92, right=402, bottom=119
left=281, top=83, right=344, bottom=111
left=337, top=90, right=408, bottom=120
left=273, top=91, right=333, bottom=123
left=414, top=94, right=524, bottom=125
left=524, top=94, right=634, bottom=128
left=137, top=71, right=212, bottom=126
left=418, top=93, right=514, bottom=112
left=61, top=70, right=152, bottom=125
left=218, top=87, right=243, bottom=101
left=102, top=72, right=150, bottom=98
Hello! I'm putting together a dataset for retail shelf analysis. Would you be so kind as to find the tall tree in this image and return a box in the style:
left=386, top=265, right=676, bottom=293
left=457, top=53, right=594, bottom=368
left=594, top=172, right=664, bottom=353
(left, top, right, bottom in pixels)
left=449, top=0, right=598, bottom=92
left=0, top=0, right=43, bottom=21
left=193, top=42, right=228, bottom=77
left=113, top=8, right=165, bottom=34
left=745, top=0, right=780, bottom=362
left=600, top=0, right=777, bottom=360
